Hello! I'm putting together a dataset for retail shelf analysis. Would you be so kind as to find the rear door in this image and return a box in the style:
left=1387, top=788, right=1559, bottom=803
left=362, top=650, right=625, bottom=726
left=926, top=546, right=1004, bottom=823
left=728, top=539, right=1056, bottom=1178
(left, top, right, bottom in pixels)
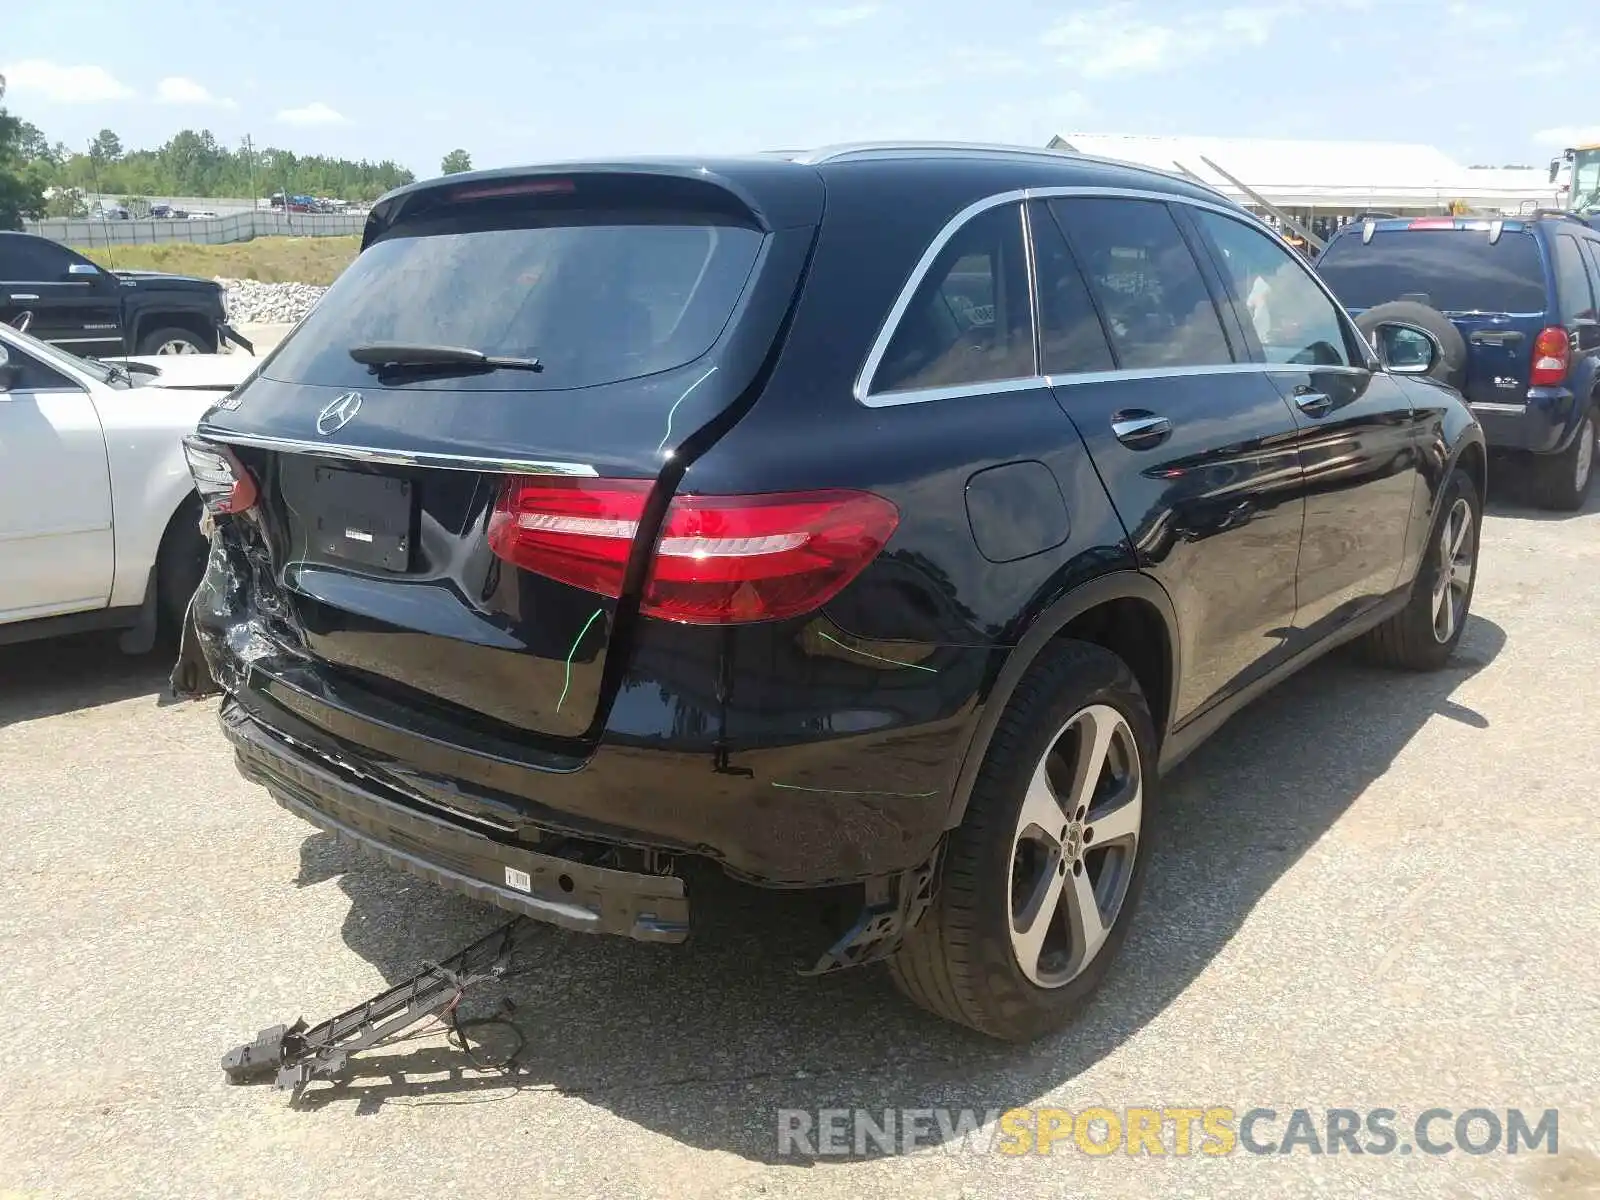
left=1191, top=207, right=1424, bottom=636
left=1315, top=224, right=1550, bottom=413
left=1039, top=197, right=1305, bottom=723
left=197, top=169, right=819, bottom=741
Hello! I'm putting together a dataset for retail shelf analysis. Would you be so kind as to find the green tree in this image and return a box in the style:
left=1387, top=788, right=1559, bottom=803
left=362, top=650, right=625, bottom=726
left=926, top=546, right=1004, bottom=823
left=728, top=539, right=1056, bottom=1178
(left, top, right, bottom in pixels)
left=89, top=128, right=123, bottom=163
left=440, top=148, right=472, bottom=175
left=14, top=113, right=418, bottom=205
left=0, top=76, right=47, bottom=229
left=44, top=187, right=87, bottom=218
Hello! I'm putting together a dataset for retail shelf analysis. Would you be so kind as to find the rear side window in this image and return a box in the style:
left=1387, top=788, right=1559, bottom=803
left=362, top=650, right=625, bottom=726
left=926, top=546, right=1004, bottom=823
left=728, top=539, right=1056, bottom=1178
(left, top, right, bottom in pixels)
left=873, top=203, right=1034, bottom=394
left=1315, top=229, right=1546, bottom=315
left=264, top=219, right=765, bottom=392
left=1026, top=202, right=1115, bottom=376
left=1554, top=235, right=1598, bottom=323
left=1194, top=209, right=1352, bottom=367
left=1048, top=198, right=1234, bottom=370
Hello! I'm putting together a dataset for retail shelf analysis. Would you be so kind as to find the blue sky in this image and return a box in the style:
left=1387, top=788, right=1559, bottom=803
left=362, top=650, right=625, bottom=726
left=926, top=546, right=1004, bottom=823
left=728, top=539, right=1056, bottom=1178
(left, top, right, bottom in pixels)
left=5, top=0, right=1597, bottom=175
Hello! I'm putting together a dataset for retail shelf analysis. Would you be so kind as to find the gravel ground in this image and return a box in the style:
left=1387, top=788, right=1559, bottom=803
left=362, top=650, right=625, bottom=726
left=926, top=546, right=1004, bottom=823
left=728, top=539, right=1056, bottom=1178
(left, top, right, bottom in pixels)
left=1, top=483, right=1597, bottom=1199
left=218, top=277, right=327, bottom=326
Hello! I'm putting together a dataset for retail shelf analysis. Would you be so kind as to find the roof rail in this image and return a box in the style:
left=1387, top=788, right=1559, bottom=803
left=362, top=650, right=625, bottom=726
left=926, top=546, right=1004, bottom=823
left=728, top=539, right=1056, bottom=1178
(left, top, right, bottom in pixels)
left=790, top=141, right=1236, bottom=202
left=1528, top=208, right=1587, bottom=223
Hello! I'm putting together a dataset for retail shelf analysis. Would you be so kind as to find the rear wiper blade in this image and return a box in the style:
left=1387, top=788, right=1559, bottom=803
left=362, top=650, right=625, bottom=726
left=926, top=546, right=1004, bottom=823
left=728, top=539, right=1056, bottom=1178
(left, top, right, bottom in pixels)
left=348, top=343, right=542, bottom=374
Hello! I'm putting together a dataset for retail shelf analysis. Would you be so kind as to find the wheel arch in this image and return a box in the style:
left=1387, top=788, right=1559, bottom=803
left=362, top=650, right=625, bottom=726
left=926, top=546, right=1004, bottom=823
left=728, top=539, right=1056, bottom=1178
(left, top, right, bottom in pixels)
left=129, top=309, right=218, bottom=353
left=943, top=570, right=1180, bottom=831
left=1452, top=430, right=1488, bottom=508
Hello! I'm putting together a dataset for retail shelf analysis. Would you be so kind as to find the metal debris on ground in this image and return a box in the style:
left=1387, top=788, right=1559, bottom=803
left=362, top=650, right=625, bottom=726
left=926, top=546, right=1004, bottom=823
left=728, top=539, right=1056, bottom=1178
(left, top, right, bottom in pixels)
left=220, top=917, right=534, bottom=1101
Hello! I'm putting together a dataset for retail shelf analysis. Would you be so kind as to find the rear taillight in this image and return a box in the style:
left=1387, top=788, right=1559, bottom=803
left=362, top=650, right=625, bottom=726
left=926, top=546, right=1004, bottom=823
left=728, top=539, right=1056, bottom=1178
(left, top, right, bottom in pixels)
left=1531, top=326, right=1572, bottom=387
left=645, top=490, right=901, bottom=623
left=182, top=436, right=258, bottom=515
left=487, top=477, right=651, bottom=600
left=488, top=477, right=899, bottom=624
left=1408, top=217, right=1456, bottom=229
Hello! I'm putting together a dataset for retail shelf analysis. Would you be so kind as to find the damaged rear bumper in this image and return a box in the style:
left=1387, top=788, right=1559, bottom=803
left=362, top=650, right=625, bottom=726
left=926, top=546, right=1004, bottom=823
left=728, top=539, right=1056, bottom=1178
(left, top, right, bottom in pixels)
left=221, top=699, right=691, bottom=943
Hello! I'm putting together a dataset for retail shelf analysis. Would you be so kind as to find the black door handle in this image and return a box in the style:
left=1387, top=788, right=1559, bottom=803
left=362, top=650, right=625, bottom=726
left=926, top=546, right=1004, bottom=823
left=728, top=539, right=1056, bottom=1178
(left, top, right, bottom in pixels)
left=1111, top=411, right=1173, bottom=449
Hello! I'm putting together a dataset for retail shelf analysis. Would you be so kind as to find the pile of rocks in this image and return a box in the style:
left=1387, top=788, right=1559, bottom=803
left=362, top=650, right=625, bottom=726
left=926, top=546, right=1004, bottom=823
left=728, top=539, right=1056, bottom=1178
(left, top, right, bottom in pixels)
left=217, top=277, right=328, bottom=326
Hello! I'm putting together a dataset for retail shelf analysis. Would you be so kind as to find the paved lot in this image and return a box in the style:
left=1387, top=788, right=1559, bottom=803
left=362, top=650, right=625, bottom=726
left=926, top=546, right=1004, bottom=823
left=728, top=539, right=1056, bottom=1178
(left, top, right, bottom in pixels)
left=2, top=481, right=1598, bottom=1199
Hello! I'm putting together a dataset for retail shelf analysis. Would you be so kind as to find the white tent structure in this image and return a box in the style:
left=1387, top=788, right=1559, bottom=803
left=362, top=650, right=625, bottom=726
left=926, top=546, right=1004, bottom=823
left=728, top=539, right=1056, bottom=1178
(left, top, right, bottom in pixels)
left=1047, top=133, right=1559, bottom=216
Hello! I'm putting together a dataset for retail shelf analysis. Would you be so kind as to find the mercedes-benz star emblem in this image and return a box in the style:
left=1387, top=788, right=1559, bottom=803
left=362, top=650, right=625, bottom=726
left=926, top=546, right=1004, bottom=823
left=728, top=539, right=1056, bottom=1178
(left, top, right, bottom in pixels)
left=316, top=391, right=363, bottom=435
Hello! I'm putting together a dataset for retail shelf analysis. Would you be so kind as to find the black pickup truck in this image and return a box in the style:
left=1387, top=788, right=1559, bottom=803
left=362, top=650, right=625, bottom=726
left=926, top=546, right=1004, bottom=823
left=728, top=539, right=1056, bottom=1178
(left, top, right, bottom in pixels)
left=0, top=231, right=250, bottom=356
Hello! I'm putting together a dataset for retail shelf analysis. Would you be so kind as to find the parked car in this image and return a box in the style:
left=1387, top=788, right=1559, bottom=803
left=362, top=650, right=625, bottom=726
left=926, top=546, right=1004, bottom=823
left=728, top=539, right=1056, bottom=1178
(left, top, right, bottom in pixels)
left=180, top=145, right=1485, bottom=1041
left=0, top=231, right=251, bottom=357
left=1316, top=212, right=1600, bottom=509
left=188, top=210, right=218, bottom=221
left=0, top=321, right=256, bottom=649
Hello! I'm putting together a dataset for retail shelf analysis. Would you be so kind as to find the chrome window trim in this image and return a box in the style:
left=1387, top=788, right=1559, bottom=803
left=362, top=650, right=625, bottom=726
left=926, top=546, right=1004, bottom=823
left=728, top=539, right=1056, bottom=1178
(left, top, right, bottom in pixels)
left=862, top=362, right=1374, bottom=408
left=855, top=184, right=1376, bottom=409
left=193, top=428, right=600, bottom=477
left=0, top=387, right=92, bottom=401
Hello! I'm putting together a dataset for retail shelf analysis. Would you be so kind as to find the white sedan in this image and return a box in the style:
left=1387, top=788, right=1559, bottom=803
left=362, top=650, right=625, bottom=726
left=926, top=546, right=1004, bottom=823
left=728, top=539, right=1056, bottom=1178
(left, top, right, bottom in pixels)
left=0, top=323, right=255, bottom=650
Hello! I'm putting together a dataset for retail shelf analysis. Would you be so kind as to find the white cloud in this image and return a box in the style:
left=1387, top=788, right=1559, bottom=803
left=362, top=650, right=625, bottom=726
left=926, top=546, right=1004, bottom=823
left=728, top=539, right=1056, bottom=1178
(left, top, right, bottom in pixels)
left=1534, top=126, right=1600, bottom=147
left=1445, top=2, right=1521, bottom=32
left=276, top=101, right=348, bottom=126
left=810, top=4, right=880, bottom=27
left=1041, top=4, right=1297, bottom=78
left=155, top=76, right=236, bottom=107
left=0, top=59, right=133, bottom=103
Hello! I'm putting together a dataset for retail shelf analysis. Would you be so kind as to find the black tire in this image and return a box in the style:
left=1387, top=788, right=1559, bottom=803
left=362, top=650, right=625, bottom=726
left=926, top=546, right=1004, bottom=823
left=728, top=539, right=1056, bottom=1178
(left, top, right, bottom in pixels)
left=1358, top=467, right=1480, bottom=671
left=889, top=640, right=1157, bottom=1041
left=155, top=496, right=208, bottom=638
left=137, top=325, right=211, bottom=356
left=1531, top=405, right=1597, bottom=512
left=1354, top=301, right=1467, bottom=390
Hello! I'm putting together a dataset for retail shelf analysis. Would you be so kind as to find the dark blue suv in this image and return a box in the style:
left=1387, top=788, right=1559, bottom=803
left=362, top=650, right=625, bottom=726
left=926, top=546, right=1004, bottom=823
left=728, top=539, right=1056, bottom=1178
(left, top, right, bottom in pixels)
left=1317, top=212, right=1600, bottom=510
left=179, top=144, right=1484, bottom=1040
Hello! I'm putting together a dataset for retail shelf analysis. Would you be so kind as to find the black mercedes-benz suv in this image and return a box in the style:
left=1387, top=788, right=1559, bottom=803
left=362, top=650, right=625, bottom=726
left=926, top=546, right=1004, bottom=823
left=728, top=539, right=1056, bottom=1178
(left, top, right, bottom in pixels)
left=180, top=144, right=1486, bottom=1040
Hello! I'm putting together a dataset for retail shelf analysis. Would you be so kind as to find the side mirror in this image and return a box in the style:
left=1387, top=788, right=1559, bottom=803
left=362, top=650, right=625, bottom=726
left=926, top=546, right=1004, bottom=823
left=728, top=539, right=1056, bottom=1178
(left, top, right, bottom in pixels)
left=66, top=262, right=102, bottom=279
left=10, top=310, right=31, bottom=333
left=1370, top=322, right=1442, bottom=376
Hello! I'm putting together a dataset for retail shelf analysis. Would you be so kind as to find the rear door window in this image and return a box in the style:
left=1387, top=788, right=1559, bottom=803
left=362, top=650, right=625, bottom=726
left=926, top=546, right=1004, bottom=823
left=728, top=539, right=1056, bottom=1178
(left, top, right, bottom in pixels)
left=1026, top=201, right=1115, bottom=376
left=1192, top=209, right=1353, bottom=367
left=1554, top=234, right=1598, bottom=322
left=1047, top=198, right=1234, bottom=370
left=264, top=219, right=766, bottom=392
left=872, top=202, right=1034, bottom=394
left=1315, top=229, right=1547, bottom=315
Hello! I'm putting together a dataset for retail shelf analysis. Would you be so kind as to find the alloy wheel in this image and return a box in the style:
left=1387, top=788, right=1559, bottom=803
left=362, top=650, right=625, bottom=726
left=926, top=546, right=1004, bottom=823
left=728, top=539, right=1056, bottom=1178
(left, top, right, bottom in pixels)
left=1431, top=496, right=1475, bottom=644
left=1008, top=703, right=1143, bottom=989
left=157, top=339, right=200, bottom=355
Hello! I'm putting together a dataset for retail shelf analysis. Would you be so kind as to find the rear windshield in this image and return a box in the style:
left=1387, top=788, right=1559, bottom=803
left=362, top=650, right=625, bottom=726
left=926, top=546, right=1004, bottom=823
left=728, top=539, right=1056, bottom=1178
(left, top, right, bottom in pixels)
left=1316, top=230, right=1547, bottom=316
left=263, top=220, right=765, bottom=391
